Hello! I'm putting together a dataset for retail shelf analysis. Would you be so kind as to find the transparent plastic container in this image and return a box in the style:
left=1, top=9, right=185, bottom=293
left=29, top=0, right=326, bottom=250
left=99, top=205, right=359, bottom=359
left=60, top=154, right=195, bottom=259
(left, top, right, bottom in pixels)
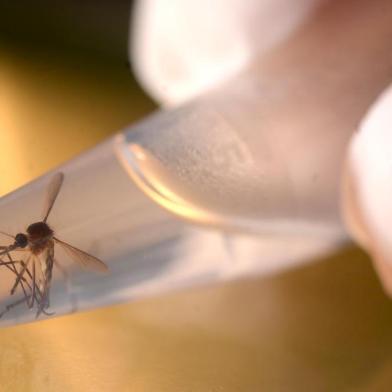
left=3, top=0, right=392, bottom=325
left=0, top=64, right=351, bottom=325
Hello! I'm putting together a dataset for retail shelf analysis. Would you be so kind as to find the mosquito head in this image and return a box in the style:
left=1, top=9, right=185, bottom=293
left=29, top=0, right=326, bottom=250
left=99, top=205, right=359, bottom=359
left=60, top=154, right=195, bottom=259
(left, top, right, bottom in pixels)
left=15, top=233, right=28, bottom=248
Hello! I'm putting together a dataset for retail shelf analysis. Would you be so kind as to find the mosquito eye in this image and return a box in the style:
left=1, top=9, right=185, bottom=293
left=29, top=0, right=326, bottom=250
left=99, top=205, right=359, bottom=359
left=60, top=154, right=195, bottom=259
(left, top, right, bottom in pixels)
left=15, top=233, right=28, bottom=248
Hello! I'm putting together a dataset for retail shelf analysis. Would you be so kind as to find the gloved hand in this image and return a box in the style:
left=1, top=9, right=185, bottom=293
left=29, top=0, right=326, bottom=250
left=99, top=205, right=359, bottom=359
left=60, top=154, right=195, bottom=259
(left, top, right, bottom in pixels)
left=131, top=0, right=392, bottom=294
left=343, top=86, right=392, bottom=296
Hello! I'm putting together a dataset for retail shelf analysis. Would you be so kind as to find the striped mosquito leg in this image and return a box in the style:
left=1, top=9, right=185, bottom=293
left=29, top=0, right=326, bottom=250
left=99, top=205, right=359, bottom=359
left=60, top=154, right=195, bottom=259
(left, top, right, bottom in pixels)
left=27, top=261, right=36, bottom=308
left=0, top=296, right=31, bottom=319
left=0, top=244, right=18, bottom=257
left=2, top=254, right=43, bottom=314
left=10, top=255, right=31, bottom=295
left=2, top=253, right=32, bottom=306
left=36, top=250, right=54, bottom=318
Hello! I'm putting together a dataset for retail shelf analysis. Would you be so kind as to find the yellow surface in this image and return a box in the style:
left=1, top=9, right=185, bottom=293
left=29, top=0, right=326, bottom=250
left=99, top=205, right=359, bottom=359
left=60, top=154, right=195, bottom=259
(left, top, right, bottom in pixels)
left=1, top=43, right=392, bottom=392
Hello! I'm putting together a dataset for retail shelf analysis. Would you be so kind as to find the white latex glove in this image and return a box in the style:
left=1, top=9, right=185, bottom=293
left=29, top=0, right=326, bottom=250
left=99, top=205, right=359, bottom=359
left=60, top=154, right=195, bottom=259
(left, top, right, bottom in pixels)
left=130, top=0, right=392, bottom=295
left=131, top=0, right=325, bottom=107
left=343, top=86, right=392, bottom=296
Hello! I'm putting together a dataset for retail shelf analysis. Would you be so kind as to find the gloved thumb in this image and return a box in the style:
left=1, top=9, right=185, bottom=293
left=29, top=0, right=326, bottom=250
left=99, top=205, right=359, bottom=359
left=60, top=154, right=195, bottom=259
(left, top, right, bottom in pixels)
left=342, top=84, right=392, bottom=296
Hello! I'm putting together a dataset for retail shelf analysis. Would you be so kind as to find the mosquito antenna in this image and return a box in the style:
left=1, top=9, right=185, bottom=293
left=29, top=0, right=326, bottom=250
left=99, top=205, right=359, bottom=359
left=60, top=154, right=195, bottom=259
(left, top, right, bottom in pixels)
left=42, top=172, right=64, bottom=223
left=0, top=231, right=14, bottom=240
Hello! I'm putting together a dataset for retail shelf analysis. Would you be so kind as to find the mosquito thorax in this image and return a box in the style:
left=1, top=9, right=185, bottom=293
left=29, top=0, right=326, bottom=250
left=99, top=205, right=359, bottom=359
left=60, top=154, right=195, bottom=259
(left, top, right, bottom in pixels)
left=15, top=233, right=28, bottom=248
left=26, top=221, right=54, bottom=240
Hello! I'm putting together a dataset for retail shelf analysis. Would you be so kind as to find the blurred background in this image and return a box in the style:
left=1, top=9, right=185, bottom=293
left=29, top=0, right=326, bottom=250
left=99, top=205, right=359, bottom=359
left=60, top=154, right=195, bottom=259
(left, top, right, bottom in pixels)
left=1, top=1, right=392, bottom=391
left=0, top=0, right=154, bottom=194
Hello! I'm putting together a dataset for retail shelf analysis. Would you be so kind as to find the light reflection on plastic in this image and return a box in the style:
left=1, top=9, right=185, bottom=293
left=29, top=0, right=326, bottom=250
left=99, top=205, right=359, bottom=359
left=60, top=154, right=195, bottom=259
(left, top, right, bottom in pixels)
left=116, top=139, right=227, bottom=228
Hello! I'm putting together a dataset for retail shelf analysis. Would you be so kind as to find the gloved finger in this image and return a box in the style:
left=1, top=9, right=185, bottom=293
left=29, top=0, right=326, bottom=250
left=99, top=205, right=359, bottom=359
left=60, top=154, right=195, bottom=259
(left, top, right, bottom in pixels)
left=342, top=84, right=392, bottom=296
left=130, top=0, right=325, bottom=106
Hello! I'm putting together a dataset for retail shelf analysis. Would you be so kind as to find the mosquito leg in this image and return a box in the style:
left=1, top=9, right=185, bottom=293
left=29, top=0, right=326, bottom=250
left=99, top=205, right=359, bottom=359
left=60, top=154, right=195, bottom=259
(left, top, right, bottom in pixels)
left=29, top=267, right=53, bottom=316
left=0, top=294, right=53, bottom=319
left=0, top=252, right=33, bottom=305
left=0, top=254, right=53, bottom=318
left=0, top=296, right=31, bottom=319
left=0, top=260, right=23, bottom=266
left=0, top=247, right=28, bottom=252
left=36, top=289, right=49, bottom=319
left=21, top=262, right=41, bottom=297
left=2, top=253, right=32, bottom=307
left=27, top=261, right=36, bottom=308
left=0, top=296, right=54, bottom=319
left=36, top=284, right=50, bottom=318
left=6, top=255, right=47, bottom=315
left=10, top=255, right=31, bottom=295
left=38, top=256, right=48, bottom=315
left=5, top=257, right=44, bottom=307
left=8, top=263, right=31, bottom=303
left=23, top=269, right=53, bottom=317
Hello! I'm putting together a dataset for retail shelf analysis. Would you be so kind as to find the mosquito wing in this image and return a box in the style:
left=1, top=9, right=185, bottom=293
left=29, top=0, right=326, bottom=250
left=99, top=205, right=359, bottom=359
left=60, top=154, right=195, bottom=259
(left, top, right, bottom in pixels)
left=54, top=237, right=108, bottom=273
left=42, top=172, right=64, bottom=223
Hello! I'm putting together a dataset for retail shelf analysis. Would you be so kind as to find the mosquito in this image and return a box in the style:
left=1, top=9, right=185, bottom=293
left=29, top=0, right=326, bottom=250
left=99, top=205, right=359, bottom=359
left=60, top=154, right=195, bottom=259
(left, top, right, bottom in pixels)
left=0, top=172, right=108, bottom=318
